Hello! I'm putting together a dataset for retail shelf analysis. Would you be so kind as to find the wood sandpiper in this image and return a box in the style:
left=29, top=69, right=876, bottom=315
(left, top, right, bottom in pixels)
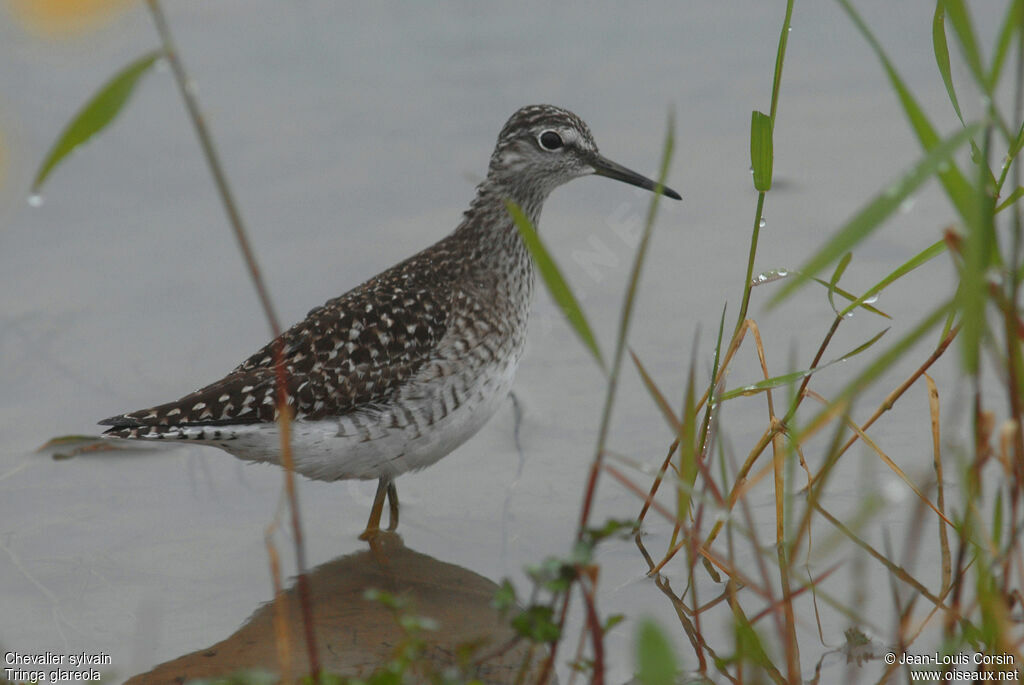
left=100, top=104, right=681, bottom=538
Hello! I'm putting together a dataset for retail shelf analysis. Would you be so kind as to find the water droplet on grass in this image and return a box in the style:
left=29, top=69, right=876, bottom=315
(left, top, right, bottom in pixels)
left=759, top=217, right=767, bottom=228
left=27, top=193, right=44, bottom=208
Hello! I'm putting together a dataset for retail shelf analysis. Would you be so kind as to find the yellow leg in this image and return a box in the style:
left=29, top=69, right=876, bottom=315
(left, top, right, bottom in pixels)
left=359, top=478, right=390, bottom=540
left=386, top=481, right=399, bottom=531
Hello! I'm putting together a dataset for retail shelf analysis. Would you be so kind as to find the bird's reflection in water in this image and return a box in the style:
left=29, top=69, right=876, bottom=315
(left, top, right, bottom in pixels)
left=128, top=533, right=546, bottom=683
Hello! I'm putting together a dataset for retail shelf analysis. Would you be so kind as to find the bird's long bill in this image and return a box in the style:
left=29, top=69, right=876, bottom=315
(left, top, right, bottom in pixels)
left=590, top=154, right=681, bottom=200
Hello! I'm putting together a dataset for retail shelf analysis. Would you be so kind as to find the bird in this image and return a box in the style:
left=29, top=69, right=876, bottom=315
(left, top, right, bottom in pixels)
left=99, top=104, right=681, bottom=539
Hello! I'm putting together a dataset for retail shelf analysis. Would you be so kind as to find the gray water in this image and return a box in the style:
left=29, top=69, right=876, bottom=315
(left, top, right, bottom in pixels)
left=0, top=2, right=1012, bottom=682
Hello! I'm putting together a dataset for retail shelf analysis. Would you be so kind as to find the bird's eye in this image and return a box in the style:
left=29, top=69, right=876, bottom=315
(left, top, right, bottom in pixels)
left=538, top=130, right=564, bottom=151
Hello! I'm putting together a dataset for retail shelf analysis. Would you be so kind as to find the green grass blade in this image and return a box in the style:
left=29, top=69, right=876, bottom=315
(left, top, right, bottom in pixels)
left=676, top=341, right=699, bottom=520
left=32, top=50, right=162, bottom=193
left=1011, top=122, right=1024, bottom=162
left=837, top=0, right=979, bottom=225
left=750, top=110, right=773, bottom=192
left=772, top=122, right=981, bottom=304
left=800, top=301, right=952, bottom=439
left=838, top=239, right=947, bottom=318
left=575, top=112, right=674, bottom=536
left=635, top=619, right=677, bottom=685
left=933, top=3, right=993, bottom=186
left=827, top=252, right=852, bottom=315
left=722, top=369, right=816, bottom=401
left=938, top=1, right=1015, bottom=147
left=836, top=326, right=890, bottom=360
left=768, top=0, right=795, bottom=122
left=699, top=305, right=726, bottom=444
left=995, top=186, right=1024, bottom=214
left=610, top=110, right=675, bottom=368
left=957, top=131, right=998, bottom=374
left=630, top=349, right=681, bottom=434
left=507, top=201, right=605, bottom=371
left=720, top=328, right=887, bottom=402
left=809, top=278, right=890, bottom=318
left=933, top=3, right=966, bottom=125
left=939, top=0, right=985, bottom=88
left=987, top=0, right=1024, bottom=87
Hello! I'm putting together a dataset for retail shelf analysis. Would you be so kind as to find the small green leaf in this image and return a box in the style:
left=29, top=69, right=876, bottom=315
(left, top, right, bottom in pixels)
left=932, top=3, right=991, bottom=180
left=939, top=0, right=984, bottom=87
left=750, top=110, right=773, bottom=192
left=33, top=50, right=163, bottom=193
left=492, top=579, right=518, bottom=613
left=511, top=605, right=561, bottom=643
left=810, top=277, right=890, bottom=318
left=721, top=369, right=818, bottom=401
left=933, top=3, right=965, bottom=125
left=363, top=588, right=406, bottom=611
left=36, top=434, right=102, bottom=449
left=733, top=617, right=774, bottom=669
left=584, top=518, right=639, bottom=544
left=827, top=252, right=852, bottom=315
left=995, top=185, right=1024, bottom=214
left=635, top=619, right=677, bottom=685
left=838, top=239, right=946, bottom=318
left=720, top=328, right=888, bottom=401
left=604, top=613, right=626, bottom=633
left=507, top=201, right=605, bottom=371
left=838, top=326, right=890, bottom=359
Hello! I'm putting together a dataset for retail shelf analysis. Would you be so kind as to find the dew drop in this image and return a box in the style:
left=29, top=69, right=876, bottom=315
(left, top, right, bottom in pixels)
left=759, top=217, right=767, bottom=228
left=863, top=294, right=879, bottom=305
left=27, top=193, right=44, bottom=208
left=899, top=196, right=916, bottom=213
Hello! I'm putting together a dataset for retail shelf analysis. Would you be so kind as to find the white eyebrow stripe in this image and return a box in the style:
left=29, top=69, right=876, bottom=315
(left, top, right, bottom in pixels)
left=559, top=128, right=581, bottom=145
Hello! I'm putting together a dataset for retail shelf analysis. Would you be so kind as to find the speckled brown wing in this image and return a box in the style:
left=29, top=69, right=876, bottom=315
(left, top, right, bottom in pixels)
left=99, top=265, right=452, bottom=436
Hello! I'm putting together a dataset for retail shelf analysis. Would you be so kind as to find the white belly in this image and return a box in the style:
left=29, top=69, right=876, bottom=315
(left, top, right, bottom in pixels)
left=208, top=351, right=519, bottom=482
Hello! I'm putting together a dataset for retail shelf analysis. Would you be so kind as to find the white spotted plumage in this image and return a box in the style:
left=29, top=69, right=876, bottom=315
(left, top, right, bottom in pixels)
left=99, top=105, right=679, bottom=533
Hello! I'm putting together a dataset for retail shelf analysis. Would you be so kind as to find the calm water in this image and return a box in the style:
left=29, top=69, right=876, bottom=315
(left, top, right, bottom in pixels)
left=0, top=2, right=1010, bottom=682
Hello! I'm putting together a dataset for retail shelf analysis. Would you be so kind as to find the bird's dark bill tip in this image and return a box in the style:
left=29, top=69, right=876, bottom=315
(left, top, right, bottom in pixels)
left=660, top=185, right=682, bottom=201
left=591, top=154, right=681, bottom=201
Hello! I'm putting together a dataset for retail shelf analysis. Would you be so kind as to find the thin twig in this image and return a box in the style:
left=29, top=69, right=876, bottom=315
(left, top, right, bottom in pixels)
left=144, top=1, right=319, bottom=677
